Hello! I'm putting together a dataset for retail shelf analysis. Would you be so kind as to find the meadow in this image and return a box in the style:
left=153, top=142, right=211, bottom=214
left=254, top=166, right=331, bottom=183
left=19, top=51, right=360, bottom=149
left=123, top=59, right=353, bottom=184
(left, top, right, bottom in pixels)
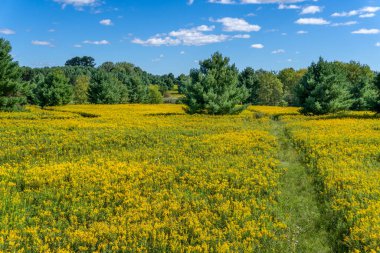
left=0, top=105, right=379, bottom=252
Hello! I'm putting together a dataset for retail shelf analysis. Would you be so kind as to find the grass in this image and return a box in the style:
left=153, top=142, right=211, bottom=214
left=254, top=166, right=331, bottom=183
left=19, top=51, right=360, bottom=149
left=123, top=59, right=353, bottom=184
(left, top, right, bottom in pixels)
left=271, top=120, right=332, bottom=253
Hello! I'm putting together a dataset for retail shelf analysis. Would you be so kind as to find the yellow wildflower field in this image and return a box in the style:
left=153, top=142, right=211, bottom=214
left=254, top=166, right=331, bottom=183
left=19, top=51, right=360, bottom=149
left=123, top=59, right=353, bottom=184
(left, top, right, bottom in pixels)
left=2, top=105, right=379, bottom=252
left=280, top=113, right=380, bottom=252
left=0, top=105, right=287, bottom=252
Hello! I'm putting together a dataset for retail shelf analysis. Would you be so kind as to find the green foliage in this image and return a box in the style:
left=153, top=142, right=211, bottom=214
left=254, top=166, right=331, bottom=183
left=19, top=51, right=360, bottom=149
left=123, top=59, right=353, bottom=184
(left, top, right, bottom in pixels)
left=89, top=71, right=128, bottom=104
left=239, top=67, right=259, bottom=104
left=147, top=85, right=163, bottom=104
left=373, top=73, right=380, bottom=112
left=177, top=74, right=189, bottom=94
left=65, top=56, right=96, bottom=68
left=73, top=75, right=90, bottom=104
left=183, top=52, right=248, bottom=115
left=0, top=38, right=27, bottom=111
left=126, top=76, right=147, bottom=103
left=297, top=58, right=353, bottom=115
left=338, top=61, right=377, bottom=110
left=278, top=68, right=306, bottom=106
left=35, top=70, right=73, bottom=108
left=256, top=71, right=284, bottom=106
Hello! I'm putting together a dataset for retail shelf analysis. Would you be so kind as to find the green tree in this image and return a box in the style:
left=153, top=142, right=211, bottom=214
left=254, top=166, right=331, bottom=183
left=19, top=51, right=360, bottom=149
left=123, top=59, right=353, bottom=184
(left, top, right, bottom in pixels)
left=147, top=85, right=163, bottom=104
left=89, top=71, right=128, bottom=104
left=239, top=67, right=259, bottom=104
left=278, top=68, right=306, bottom=106
left=297, top=58, right=353, bottom=115
left=256, top=71, right=284, bottom=106
left=373, top=73, right=380, bottom=113
left=65, top=56, right=95, bottom=68
left=73, top=75, right=90, bottom=104
left=127, top=76, right=147, bottom=103
left=183, top=52, right=248, bottom=115
left=339, top=61, right=377, bottom=110
left=177, top=74, right=189, bottom=94
left=35, top=70, right=73, bottom=108
left=0, top=38, right=27, bottom=111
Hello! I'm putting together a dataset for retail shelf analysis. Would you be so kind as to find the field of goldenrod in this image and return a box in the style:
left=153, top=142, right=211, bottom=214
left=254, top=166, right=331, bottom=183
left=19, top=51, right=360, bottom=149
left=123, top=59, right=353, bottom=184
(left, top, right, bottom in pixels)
left=278, top=111, right=380, bottom=253
left=0, top=105, right=288, bottom=252
left=1, top=105, right=379, bottom=252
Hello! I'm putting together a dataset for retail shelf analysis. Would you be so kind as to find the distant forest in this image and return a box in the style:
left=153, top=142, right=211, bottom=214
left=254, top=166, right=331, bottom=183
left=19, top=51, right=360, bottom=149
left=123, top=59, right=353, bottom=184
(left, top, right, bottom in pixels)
left=1, top=38, right=379, bottom=115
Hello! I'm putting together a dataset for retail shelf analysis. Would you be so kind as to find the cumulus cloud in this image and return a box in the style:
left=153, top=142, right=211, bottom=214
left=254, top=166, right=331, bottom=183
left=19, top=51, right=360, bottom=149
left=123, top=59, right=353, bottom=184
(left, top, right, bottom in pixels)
left=251, top=43, right=264, bottom=48
left=332, top=6, right=380, bottom=18
left=331, top=21, right=357, bottom=27
left=132, top=25, right=249, bottom=46
left=213, top=17, right=261, bottom=32
left=208, top=0, right=307, bottom=4
left=83, top=40, right=110, bottom=45
left=279, top=4, right=300, bottom=9
left=295, top=18, right=330, bottom=25
left=32, top=41, right=54, bottom=47
left=351, top=29, right=380, bottom=34
left=241, top=0, right=305, bottom=3
left=53, top=0, right=100, bottom=8
left=100, top=19, right=113, bottom=26
left=209, top=0, right=235, bottom=4
left=301, top=6, right=322, bottom=15
left=297, top=30, right=308, bottom=34
left=0, top=28, right=16, bottom=35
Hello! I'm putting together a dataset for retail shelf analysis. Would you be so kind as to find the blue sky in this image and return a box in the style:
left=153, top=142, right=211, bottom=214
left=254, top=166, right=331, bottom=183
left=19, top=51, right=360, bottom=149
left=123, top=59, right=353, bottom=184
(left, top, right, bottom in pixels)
left=1, top=0, right=379, bottom=75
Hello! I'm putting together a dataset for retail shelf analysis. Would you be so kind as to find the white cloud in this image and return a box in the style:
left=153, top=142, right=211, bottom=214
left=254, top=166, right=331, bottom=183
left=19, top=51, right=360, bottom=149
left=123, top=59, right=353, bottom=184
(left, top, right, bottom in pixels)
left=187, top=0, right=194, bottom=5
left=53, top=0, right=99, bottom=8
left=376, top=42, right=380, bottom=47
left=241, top=0, right=306, bottom=3
left=251, top=43, right=264, bottom=48
left=0, top=28, right=15, bottom=35
left=301, top=6, right=322, bottom=15
left=100, top=19, right=113, bottom=26
left=180, top=51, right=185, bottom=54
left=74, top=44, right=83, bottom=48
left=332, top=6, right=380, bottom=18
left=32, top=41, right=54, bottom=47
left=233, top=34, right=251, bottom=38
left=209, top=0, right=307, bottom=4
left=209, top=0, right=236, bottom=4
left=359, top=13, right=375, bottom=18
left=132, top=37, right=181, bottom=46
left=213, top=17, right=261, bottom=32
left=272, top=49, right=285, bottom=54
left=295, top=18, right=330, bottom=25
left=297, top=30, right=308, bottom=34
left=351, top=28, right=380, bottom=34
left=132, top=25, right=249, bottom=46
left=48, top=29, right=56, bottom=32
left=83, top=40, right=110, bottom=45
left=279, top=4, right=300, bottom=9
left=331, top=21, right=357, bottom=27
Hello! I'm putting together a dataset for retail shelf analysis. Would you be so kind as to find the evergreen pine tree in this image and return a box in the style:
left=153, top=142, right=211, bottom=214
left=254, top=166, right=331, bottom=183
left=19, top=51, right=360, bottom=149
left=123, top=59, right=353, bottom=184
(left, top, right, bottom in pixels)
left=183, top=52, right=248, bottom=115
left=297, top=58, right=353, bottom=115
left=0, top=38, right=27, bottom=111
left=35, top=70, right=73, bottom=108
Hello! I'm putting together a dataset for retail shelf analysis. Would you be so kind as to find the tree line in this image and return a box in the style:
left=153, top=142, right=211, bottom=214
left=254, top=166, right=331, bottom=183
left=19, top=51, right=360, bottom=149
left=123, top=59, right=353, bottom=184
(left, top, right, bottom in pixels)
left=1, top=38, right=379, bottom=115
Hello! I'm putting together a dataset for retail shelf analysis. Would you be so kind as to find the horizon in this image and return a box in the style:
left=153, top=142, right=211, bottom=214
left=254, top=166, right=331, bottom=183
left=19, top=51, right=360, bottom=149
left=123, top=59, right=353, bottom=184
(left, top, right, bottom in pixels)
left=1, top=0, right=380, bottom=75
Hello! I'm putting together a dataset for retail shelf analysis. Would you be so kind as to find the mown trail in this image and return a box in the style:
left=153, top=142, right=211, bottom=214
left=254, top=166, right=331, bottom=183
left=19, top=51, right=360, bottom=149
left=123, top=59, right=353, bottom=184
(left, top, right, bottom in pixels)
left=270, top=118, right=332, bottom=253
